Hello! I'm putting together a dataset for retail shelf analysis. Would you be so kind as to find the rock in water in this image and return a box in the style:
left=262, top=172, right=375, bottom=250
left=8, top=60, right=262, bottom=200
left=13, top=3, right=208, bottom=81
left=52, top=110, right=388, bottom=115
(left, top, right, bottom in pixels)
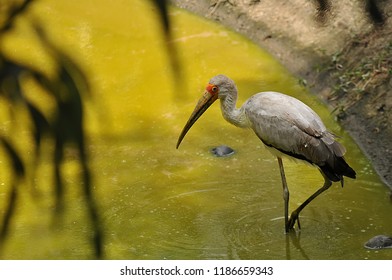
left=364, top=235, right=392, bottom=249
left=211, top=145, right=235, bottom=157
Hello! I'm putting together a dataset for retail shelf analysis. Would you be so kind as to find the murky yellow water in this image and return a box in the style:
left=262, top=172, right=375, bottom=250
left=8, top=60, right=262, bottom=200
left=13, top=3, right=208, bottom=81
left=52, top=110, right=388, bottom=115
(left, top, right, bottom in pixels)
left=0, top=0, right=391, bottom=259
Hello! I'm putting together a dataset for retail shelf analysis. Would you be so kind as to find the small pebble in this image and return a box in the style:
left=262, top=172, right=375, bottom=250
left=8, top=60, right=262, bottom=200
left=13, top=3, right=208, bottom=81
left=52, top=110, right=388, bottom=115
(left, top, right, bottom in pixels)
left=364, top=235, right=392, bottom=249
left=211, top=145, right=235, bottom=157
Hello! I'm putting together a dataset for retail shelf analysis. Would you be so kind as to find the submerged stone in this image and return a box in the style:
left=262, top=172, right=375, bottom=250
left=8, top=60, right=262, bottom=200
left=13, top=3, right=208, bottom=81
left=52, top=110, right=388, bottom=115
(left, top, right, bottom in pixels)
left=211, top=145, right=235, bottom=157
left=364, top=235, right=392, bottom=249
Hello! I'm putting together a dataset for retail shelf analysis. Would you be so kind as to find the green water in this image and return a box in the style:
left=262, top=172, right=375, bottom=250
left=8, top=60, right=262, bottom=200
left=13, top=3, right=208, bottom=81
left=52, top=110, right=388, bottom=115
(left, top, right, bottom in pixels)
left=0, top=0, right=391, bottom=259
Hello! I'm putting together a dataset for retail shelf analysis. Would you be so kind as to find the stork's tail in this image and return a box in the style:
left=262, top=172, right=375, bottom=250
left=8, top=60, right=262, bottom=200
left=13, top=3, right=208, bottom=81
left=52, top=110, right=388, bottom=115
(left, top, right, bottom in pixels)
left=319, top=155, right=356, bottom=186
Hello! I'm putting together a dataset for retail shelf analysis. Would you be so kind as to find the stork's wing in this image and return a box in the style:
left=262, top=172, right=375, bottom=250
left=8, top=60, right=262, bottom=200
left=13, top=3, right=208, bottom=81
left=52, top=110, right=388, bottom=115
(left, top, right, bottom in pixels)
left=244, top=92, right=346, bottom=166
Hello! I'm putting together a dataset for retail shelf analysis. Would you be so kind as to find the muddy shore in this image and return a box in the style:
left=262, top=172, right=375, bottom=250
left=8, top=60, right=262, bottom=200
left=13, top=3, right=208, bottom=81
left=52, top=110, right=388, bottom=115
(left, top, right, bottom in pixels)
left=171, top=0, right=392, bottom=190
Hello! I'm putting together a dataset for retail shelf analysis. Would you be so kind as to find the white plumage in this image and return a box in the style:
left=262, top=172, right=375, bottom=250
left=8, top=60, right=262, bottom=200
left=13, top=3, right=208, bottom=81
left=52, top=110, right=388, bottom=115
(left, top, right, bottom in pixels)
left=177, top=74, right=356, bottom=232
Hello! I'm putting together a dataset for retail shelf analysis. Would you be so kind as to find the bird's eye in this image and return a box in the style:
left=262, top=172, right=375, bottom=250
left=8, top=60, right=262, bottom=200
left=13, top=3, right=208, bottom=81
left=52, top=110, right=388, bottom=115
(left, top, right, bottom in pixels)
left=206, top=83, right=219, bottom=94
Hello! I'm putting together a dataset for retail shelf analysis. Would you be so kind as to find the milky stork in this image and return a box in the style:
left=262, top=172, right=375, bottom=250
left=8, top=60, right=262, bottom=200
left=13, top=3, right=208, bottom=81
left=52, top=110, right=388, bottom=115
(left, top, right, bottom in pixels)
left=176, top=74, right=356, bottom=232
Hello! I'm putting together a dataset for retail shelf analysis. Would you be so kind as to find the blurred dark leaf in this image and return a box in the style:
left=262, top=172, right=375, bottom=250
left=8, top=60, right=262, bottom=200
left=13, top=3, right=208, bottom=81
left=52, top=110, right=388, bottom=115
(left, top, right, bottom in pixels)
left=0, top=137, right=24, bottom=248
left=26, top=101, right=50, bottom=149
left=33, top=23, right=102, bottom=258
left=0, top=18, right=103, bottom=258
left=0, top=137, right=25, bottom=178
left=0, top=183, right=18, bottom=246
left=0, top=0, right=35, bottom=33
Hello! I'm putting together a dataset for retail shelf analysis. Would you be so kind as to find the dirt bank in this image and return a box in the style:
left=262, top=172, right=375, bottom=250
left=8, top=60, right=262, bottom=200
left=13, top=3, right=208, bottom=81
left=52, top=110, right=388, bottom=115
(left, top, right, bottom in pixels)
left=171, top=0, right=392, bottom=190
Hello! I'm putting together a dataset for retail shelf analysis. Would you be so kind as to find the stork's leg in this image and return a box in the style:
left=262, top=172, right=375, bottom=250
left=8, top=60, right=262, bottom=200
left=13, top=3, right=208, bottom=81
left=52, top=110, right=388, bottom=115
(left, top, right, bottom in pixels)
left=287, top=171, right=332, bottom=230
left=277, top=157, right=290, bottom=233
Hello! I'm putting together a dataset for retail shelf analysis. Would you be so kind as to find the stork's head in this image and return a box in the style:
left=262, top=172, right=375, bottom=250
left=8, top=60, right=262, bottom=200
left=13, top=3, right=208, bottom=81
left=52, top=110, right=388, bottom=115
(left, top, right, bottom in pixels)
left=207, top=74, right=237, bottom=99
left=176, top=74, right=236, bottom=149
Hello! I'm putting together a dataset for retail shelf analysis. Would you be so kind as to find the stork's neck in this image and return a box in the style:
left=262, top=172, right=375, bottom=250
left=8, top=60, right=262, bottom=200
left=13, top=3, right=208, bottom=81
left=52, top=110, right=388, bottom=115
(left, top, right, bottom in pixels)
left=219, top=93, right=250, bottom=128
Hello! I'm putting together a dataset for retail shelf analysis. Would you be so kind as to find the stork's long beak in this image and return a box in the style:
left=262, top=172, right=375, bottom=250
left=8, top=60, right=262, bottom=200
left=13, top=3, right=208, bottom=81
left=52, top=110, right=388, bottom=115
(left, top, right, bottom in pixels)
left=176, top=90, right=218, bottom=149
